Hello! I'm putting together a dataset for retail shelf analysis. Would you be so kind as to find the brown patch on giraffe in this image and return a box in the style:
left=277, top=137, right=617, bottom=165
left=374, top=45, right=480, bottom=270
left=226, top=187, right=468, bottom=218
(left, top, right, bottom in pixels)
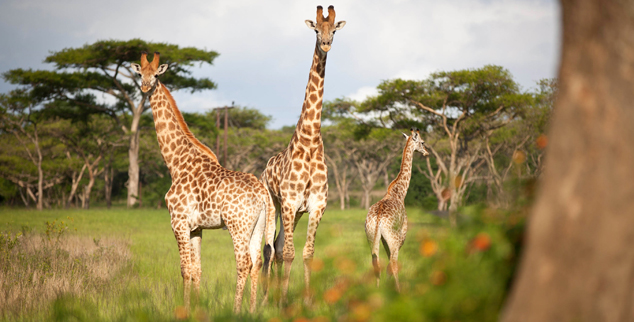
left=314, top=174, right=326, bottom=183
left=156, top=122, right=166, bottom=132
left=306, top=109, right=315, bottom=121
left=309, top=94, right=317, bottom=103
left=299, top=135, right=311, bottom=146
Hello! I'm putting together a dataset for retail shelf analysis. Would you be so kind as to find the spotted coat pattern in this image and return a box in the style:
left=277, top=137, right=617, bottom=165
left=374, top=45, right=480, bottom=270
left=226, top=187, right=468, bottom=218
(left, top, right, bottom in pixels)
left=365, top=129, right=429, bottom=292
left=260, top=5, right=345, bottom=303
left=132, top=52, right=275, bottom=314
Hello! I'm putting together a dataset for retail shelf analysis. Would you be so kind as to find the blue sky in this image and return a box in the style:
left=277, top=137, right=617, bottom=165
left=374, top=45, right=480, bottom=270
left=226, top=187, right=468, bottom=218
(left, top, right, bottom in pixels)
left=0, top=0, right=560, bottom=129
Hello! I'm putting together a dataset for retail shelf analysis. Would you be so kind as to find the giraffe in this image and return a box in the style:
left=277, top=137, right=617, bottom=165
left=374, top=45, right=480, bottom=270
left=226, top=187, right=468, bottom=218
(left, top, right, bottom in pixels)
left=130, top=52, right=276, bottom=313
left=365, top=128, right=429, bottom=292
left=260, top=5, right=345, bottom=303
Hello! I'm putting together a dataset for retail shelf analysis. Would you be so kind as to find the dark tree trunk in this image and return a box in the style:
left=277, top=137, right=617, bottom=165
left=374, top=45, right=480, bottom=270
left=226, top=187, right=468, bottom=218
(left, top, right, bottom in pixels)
left=105, top=166, right=114, bottom=209
left=502, top=1, right=634, bottom=321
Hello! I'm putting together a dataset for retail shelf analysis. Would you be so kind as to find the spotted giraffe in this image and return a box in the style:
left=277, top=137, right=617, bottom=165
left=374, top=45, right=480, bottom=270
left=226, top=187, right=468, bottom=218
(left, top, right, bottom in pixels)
left=260, top=5, right=345, bottom=303
left=365, top=128, right=429, bottom=292
left=131, top=52, right=275, bottom=313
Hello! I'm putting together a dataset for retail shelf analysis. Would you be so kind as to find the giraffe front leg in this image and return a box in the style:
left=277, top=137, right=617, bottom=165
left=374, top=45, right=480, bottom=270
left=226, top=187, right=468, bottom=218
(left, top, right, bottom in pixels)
left=303, top=206, right=326, bottom=305
left=190, top=228, right=202, bottom=304
left=173, top=226, right=193, bottom=310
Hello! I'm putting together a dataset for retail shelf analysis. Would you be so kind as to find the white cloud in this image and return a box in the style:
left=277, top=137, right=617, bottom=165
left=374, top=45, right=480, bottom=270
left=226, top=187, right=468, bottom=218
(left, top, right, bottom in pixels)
left=0, top=0, right=560, bottom=129
left=347, top=86, right=379, bottom=102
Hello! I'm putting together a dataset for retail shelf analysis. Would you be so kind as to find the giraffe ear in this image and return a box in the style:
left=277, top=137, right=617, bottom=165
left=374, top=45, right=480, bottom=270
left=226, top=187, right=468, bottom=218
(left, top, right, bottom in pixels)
left=305, top=20, right=317, bottom=30
left=130, top=63, right=142, bottom=75
left=156, top=64, right=168, bottom=76
left=334, top=21, right=346, bottom=31
left=402, top=132, right=409, bottom=139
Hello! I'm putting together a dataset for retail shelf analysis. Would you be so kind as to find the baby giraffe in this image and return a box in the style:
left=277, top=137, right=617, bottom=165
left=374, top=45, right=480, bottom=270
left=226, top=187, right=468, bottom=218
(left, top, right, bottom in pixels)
left=365, top=128, right=429, bottom=291
left=130, top=52, right=275, bottom=313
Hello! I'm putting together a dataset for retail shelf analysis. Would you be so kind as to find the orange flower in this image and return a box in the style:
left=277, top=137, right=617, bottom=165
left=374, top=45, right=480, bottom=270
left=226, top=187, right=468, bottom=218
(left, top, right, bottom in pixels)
left=536, top=134, right=548, bottom=149
left=310, top=258, right=324, bottom=272
left=174, top=306, right=188, bottom=320
left=335, top=257, right=356, bottom=274
left=419, top=240, right=438, bottom=257
left=324, top=288, right=342, bottom=304
left=470, top=233, right=491, bottom=252
left=293, top=318, right=310, bottom=322
left=350, top=302, right=372, bottom=322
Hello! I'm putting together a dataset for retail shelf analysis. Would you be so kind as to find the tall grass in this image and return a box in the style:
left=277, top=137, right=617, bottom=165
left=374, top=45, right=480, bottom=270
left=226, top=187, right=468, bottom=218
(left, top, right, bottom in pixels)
left=0, top=206, right=522, bottom=321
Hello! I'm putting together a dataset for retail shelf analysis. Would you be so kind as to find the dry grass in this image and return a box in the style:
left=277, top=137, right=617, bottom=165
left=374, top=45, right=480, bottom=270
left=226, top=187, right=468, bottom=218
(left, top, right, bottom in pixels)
left=0, top=229, right=130, bottom=319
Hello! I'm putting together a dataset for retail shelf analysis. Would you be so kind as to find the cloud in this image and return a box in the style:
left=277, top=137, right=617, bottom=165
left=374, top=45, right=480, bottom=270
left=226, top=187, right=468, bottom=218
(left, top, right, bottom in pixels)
left=347, top=86, right=379, bottom=102
left=0, top=0, right=560, bottom=129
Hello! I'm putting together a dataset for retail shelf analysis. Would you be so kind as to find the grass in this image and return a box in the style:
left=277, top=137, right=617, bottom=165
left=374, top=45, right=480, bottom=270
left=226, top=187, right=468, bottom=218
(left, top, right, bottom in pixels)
left=0, top=206, right=522, bottom=321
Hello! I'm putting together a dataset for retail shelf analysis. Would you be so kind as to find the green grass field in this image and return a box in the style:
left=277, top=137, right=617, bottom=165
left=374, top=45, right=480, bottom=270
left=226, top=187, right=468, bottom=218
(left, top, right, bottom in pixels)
left=0, top=206, right=520, bottom=322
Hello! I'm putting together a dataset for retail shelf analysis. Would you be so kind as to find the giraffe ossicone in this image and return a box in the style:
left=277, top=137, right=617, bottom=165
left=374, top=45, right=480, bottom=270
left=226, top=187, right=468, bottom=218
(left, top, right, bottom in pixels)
left=260, top=5, right=345, bottom=305
left=131, top=52, right=276, bottom=314
left=365, top=127, right=429, bottom=292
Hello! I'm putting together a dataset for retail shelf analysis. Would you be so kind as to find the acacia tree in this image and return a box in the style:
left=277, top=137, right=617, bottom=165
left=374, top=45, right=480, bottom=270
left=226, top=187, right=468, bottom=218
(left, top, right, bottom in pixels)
left=3, top=39, right=218, bottom=207
left=50, top=115, right=122, bottom=209
left=358, top=66, right=531, bottom=215
left=323, top=121, right=358, bottom=210
left=0, top=91, right=65, bottom=210
left=350, top=127, right=402, bottom=210
left=482, top=79, right=554, bottom=207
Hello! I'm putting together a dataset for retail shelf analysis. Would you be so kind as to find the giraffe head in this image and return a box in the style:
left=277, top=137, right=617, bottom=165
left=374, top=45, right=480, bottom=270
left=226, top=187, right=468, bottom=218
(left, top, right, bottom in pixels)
left=402, top=127, right=430, bottom=157
left=130, top=52, right=169, bottom=93
left=305, top=5, right=346, bottom=53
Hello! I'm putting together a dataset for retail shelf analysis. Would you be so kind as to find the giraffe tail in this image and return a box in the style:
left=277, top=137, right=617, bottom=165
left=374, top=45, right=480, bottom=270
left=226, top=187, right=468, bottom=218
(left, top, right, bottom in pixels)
left=261, top=191, right=276, bottom=302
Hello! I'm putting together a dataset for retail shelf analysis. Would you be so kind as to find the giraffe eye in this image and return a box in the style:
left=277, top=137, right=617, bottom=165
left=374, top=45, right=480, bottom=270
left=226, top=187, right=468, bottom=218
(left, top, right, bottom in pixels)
left=315, top=30, right=318, bottom=34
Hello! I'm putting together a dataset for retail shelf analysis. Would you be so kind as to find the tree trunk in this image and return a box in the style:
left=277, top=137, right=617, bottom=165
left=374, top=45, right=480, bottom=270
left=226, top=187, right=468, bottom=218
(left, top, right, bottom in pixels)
left=502, top=1, right=634, bottom=321
left=83, top=175, right=95, bottom=210
left=67, top=164, right=86, bottom=209
left=127, top=108, right=142, bottom=208
left=105, top=166, right=113, bottom=209
left=35, top=129, right=43, bottom=211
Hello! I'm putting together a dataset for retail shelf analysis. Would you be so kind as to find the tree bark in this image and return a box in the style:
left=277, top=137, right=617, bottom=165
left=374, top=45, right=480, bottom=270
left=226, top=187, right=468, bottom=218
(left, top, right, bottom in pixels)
left=502, top=1, right=634, bottom=321
left=105, top=164, right=114, bottom=209
left=127, top=107, right=142, bottom=208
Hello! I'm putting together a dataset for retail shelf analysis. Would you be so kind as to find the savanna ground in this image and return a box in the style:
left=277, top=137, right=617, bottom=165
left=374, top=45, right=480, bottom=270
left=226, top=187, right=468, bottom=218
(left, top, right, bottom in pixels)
left=0, top=205, right=523, bottom=322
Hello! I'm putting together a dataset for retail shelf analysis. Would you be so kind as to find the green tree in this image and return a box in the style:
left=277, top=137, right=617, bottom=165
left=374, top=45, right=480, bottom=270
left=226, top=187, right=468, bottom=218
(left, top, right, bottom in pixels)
left=357, top=66, right=532, bottom=219
left=3, top=39, right=218, bottom=207
left=0, top=90, right=66, bottom=210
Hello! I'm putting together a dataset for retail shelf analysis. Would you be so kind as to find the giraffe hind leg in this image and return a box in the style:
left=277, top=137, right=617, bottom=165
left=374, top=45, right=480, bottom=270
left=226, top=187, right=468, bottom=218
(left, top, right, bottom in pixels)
left=189, top=229, right=203, bottom=305
left=383, top=234, right=402, bottom=292
left=248, top=206, right=266, bottom=312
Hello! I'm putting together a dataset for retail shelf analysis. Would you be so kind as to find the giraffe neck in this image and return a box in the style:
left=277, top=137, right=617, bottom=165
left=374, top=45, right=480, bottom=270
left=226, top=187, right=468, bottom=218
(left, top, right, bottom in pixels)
left=149, top=82, right=219, bottom=178
left=290, top=40, right=327, bottom=148
left=386, top=138, right=415, bottom=203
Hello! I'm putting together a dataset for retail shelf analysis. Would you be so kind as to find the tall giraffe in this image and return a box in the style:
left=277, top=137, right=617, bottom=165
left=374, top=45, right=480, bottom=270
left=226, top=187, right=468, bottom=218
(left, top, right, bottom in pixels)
left=260, top=5, right=346, bottom=303
left=365, top=128, right=429, bottom=291
left=131, top=52, right=275, bottom=313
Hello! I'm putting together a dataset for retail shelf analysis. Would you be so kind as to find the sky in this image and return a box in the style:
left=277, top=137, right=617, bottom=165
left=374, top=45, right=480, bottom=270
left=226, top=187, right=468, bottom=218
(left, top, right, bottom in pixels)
left=0, top=0, right=560, bottom=129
